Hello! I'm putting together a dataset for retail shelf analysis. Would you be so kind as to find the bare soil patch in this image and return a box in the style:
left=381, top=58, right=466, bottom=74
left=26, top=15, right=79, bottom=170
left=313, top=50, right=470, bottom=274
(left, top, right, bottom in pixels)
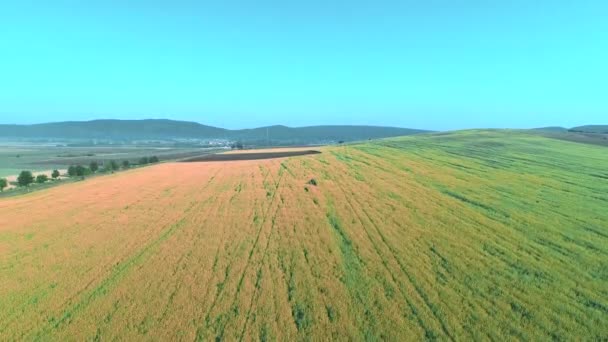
left=181, top=150, right=321, bottom=162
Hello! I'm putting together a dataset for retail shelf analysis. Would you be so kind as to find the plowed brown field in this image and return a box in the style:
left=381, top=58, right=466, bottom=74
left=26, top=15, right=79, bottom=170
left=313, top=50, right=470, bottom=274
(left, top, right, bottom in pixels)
left=1, top=131, right=607, bottom=340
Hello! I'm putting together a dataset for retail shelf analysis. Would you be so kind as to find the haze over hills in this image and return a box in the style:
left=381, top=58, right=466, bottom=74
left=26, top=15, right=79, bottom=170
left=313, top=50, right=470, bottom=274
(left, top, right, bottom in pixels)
left=532, top=125, right=608, bottom=134
left=530, top=124, right=608, bottom=147
left=531, top=126, right=569, bottom=132
left=0, top=119, right=428, bottom=145
left=569, top=125, right=608, bottom=134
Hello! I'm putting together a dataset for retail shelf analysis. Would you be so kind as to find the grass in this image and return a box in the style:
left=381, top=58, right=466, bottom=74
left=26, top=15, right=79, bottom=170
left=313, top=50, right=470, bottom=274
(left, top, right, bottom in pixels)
left=0, top=130, right=606, bottom=340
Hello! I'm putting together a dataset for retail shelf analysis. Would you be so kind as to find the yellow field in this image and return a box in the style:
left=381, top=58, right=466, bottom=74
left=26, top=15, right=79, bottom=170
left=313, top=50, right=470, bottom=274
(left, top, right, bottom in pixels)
left=1, top=131, right=606, bottom=340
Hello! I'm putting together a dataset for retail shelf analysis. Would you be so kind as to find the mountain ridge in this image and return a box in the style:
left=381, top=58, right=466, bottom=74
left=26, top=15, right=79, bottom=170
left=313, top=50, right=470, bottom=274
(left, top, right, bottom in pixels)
left=0, top=119, right=429, bottom=144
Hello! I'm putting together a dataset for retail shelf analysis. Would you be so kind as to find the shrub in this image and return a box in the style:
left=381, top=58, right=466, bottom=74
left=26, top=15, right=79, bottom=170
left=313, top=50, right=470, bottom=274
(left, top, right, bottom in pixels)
left=139, top=157, right=149, bottom=165
left=36, top=174, right=49, bottom=184
left=75, top=165, right=88, bottom=177
left=122, top=160, right=130, bottom=169
left=67, top=165, right=77, bottom=177
left=0, top=178, right=7, bottom=192
left=51, top=170, right=60, bottom=179
left=89, top=161, right=99, bottom=173
left=17, top=171, right=34, bottom=187
left=149, top=156, right=159, bottom=163
left=307, top=178, right=318, bottom=186
left=109, top=160, right=120, bottom=171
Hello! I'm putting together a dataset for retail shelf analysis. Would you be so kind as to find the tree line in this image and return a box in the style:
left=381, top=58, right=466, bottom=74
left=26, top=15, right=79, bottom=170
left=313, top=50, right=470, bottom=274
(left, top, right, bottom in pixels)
left=0, top=156, right=160, bottom=191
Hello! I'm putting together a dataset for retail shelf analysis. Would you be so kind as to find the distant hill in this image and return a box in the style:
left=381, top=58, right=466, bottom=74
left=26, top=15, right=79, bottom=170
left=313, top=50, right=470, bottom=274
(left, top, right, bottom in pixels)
left=0, top=119, right=428, bottom=145
left=0, top=119, right=228, bottom=140
left=532, top=126, right=568, bottom=132
left=529, top=125, right=608, bottom=147
left=569, top=125, right=608, bottom=134
left=232, top=125, right=427, bottom=145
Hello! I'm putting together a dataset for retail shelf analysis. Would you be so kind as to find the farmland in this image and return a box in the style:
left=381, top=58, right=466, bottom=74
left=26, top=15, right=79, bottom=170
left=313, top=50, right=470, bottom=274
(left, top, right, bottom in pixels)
left=0, top=144, right=223, bottom=178
left=182, top=149, right=321, bottom=162
left=0, top=130, right=607, bottom=340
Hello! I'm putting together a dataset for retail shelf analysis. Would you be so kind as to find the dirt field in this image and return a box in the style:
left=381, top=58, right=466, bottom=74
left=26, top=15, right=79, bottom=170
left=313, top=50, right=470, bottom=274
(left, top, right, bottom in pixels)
left=0, top=131, right=606, bottom=340
left=221, top=147, right=323, bottom=154
left=182, top=150, right=321, bottom=162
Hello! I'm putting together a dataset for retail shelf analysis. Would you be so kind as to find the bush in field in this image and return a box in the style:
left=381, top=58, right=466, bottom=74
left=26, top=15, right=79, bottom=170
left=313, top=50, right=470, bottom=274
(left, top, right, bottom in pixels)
left=17, top=171, right=34, bottom=187
left=74, top=165, right=84, bottom=177
left=108, top=160, right=120, bottom=172
left=73, top=165, right=92, bottom=177
left=0, top=178, right=7, bottom=192
left=149, top=156, right=159, bottom=163
left=89, top=161, right=99, bottom=173
left=36, top=174, right=49, bottom=184
left=68, top=165, right=77, bottom=177
left=52, top=170, right=60, bottom=179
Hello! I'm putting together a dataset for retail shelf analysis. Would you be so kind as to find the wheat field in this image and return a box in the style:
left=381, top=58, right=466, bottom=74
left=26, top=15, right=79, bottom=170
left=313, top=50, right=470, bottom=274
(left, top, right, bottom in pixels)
left=1, top=130, right=606, bottom=340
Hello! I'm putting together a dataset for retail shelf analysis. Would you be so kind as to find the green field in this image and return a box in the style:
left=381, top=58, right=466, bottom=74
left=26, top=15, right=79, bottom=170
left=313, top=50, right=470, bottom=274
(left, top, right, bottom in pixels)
left=0, top=144, right=220, bottom=177
left=0, top=130, right=606, bottom=340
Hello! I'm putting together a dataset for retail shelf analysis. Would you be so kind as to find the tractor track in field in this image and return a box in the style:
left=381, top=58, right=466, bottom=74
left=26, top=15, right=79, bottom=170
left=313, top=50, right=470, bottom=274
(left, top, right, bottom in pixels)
left=330, top=170, right=438, bottom=339
left=196, top=163, right=285, bottom=341
left=216, top=164, right=286, bottom=341
left=192, top=193, right=238, bottom=331
left=195, top=167, right=275, bottom=329
left=366, top=150, right=562, bottom=339
left=155, top=183, right=230, bottom=327
left=236, top=201, right=282, bottom=341
left=346, top=148, right=512, bottom=338
left=235, top=161, right=305, bottom=341
left=327, top=154, right=455, bottom=341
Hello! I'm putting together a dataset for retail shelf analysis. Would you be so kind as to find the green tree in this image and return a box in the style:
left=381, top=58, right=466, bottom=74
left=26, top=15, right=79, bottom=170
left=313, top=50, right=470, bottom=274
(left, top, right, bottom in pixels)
left=68, top=165, right=77, bottom=177
left=75, top=165, right=90, bottom=177
left=110, top=160, right=120, bottom=171
left=122, top=160, right=130, bottom=169
left=52, top=169, right=60, bottom=179
left=149, top=156, right=159, bottom=163
left=89, top=161, right=99, bottom=173
left=36, top=174, right=49, bottom=184
left=139, top=156, right=149, bottom=165
left=0, top=178, right=7, bottom=192
left=17, top=171, right=34, bottom=187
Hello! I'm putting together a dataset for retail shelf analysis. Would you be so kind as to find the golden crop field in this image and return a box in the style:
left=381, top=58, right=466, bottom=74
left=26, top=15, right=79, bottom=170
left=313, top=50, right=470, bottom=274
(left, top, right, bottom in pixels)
left=1, top=130, right=607, bottom=340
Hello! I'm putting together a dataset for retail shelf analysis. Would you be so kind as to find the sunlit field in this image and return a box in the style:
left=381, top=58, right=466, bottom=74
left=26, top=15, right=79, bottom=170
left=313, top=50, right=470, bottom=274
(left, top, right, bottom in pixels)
left=1, top=130, right=606, bottom=340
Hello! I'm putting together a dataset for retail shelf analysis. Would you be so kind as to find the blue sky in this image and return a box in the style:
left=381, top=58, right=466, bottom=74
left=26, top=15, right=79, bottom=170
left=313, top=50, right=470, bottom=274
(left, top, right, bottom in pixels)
left=1, top=1, right=606, bottom=130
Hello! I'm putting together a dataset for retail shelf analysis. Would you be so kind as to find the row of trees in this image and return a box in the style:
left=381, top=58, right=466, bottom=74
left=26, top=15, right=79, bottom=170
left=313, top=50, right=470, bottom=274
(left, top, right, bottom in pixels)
left=0, top=156, right=160, bottom=191
left=67, top=156, right=160, bottom=177
left=0, top=170, right=60, bottom=191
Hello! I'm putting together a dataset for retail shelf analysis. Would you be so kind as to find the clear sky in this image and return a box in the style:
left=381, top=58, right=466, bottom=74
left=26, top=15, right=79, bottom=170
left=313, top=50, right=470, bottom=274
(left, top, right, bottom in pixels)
left=1, top=1, right=606, bottom=130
